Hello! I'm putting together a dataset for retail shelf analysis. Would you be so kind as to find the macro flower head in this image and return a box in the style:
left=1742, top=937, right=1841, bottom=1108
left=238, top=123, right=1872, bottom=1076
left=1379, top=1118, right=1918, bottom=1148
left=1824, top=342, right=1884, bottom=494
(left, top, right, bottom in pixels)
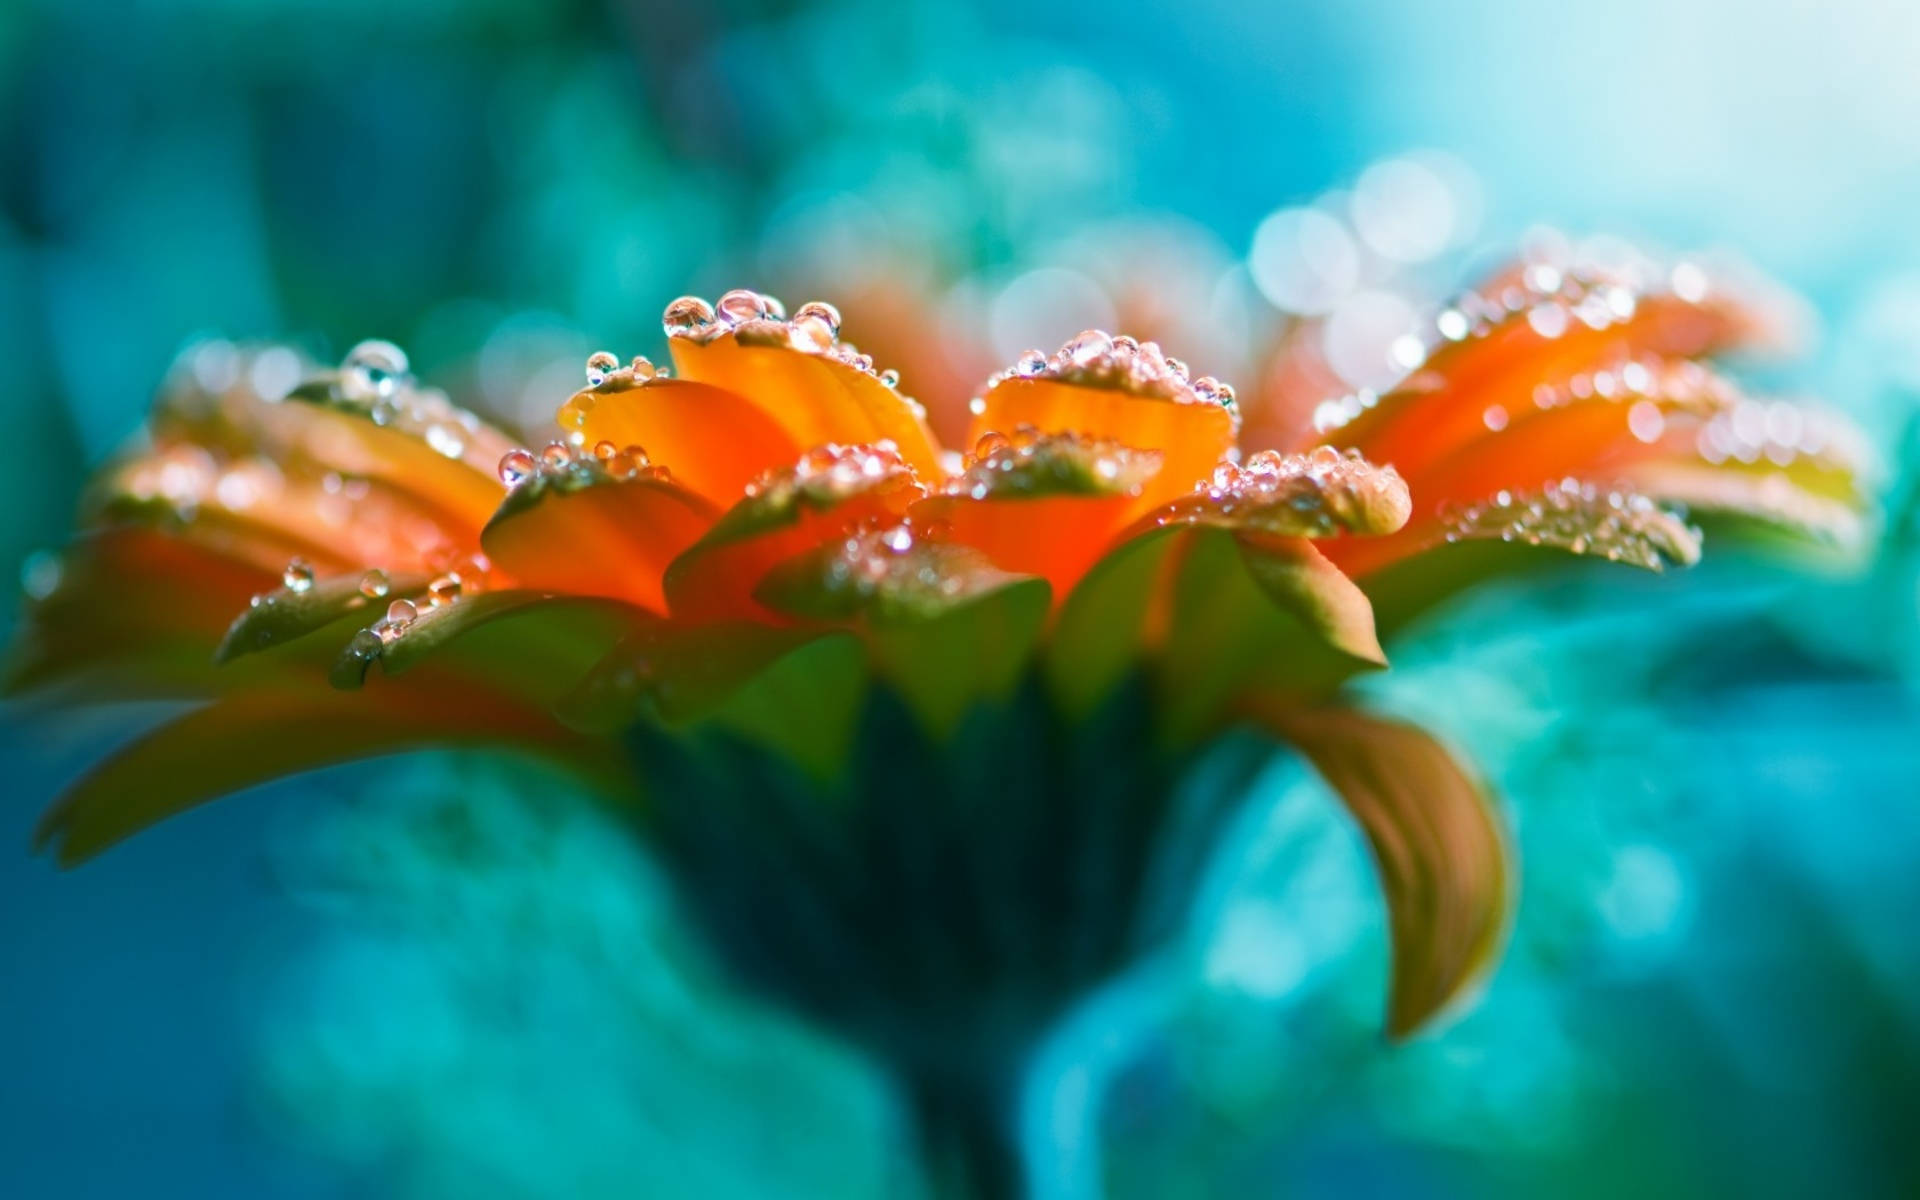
left=6, top=242, right=1871, bottom=1194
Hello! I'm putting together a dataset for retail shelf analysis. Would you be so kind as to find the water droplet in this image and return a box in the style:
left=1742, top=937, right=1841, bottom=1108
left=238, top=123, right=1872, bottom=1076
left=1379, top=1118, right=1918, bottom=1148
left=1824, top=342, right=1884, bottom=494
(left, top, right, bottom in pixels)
left=359, top=569, right=391, bottom=599
left=877, top=368, right=900, bottom=389
left=716, top=289, right=768, bottom=325
left=791, top=300, right=841, bottom=340
left=541, top=442, right=572, bottom=469
left=339, top=340, right=409, bottom=404
left=498, top=449, right=537, bottom=487
left=662, top=296, right=716, bottom=338
left=386, top=598, right=418, bottom=627
left=283, top=557, right=315, bottom=593
left=585, top=351, right=619, bottom=387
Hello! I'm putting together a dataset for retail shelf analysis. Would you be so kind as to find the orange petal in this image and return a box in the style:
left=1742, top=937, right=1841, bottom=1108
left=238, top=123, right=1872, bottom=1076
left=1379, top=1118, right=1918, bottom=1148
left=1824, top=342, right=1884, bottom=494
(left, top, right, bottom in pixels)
left=662, top=444, right=925, bottom=622
left=5, top=528, right=270, bottom=701
left=482, top=458, right=719, bottom=614
left=1318, top=257, right=1783, bottom=480
left=1241, top=700, right=1511, bottom=1038
left=1332, top=480, right=1704, bottom=627
left=907, top=430, right=1166, bottom=602
left=94, top=445, right=467, bottom=577
left=969, top=333, right=1238, bottom=510
left=35, top=683, right=622, bottom=865
left=665, top=294, right=942, bottom=479
left=556, top=377, right=803, bottom=509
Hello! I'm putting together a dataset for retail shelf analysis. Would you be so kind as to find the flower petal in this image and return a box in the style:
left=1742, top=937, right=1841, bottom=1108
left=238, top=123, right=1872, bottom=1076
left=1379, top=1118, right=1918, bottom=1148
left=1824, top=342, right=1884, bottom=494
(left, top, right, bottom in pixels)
left=755, top=527, right=1052, bottom=737
left=1046, top=524, right=1386, bottom=739
left=1317, top=257, right=1782, bottom=481
left=563, top=624, right=869, bottom=781
left=907, top=431, right=1166, bottom=601
left=34, top=685, right=625, bottom=866
left=5, top=528, right=270, bottom=701
left=666, top=298, right=942, bottom=480
left=330, top=589, right=640, bottom=704
left=969, top=334, right=1237, bottom=511
left=1242, top=700, right=1512, bottom=1039
left=556, top=378, right=804, bottom=509
left=216, top=569, right=428, bottom=663
left=662, top=445, right=924, bottom=622
left=1347, top=481, right=1703, bottom=635
left=482, top=462, right=719, bottom=614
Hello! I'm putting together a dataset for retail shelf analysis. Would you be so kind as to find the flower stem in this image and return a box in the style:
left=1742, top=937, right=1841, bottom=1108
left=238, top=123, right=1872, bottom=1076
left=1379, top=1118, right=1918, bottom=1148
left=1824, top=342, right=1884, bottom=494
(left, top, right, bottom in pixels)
left=906, top=1059, right=1028, bottom=1200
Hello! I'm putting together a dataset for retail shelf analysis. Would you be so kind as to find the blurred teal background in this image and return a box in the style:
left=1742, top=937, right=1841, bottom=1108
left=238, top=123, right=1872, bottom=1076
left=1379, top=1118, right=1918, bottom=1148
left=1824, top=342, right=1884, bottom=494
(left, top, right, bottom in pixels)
left=5, top=0, right=1920, bottom=1196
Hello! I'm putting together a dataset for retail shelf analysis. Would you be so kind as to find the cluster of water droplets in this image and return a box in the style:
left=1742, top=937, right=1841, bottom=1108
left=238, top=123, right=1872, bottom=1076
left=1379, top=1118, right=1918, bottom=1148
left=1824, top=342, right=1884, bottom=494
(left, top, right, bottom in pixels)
left=659, top=291, right=920, bottom=415
left=974, top=330, right=1241, bottom=429
left=1161, top=446, right=1412, bottom=538
left=950, top=427, right=1161, bottom=500
left=1439, top=480, right=1701, bottom=570
left=807, top=523, right=984, bottom=615
left=1312, top=253, right=1720, bottom=436
left=496, top=439, right=669, bottom=494
left=319, top=340, right=510, bottom=470
left=742, top=441, right=920, bottom=510
left=334, top=549, right=492, bottom=674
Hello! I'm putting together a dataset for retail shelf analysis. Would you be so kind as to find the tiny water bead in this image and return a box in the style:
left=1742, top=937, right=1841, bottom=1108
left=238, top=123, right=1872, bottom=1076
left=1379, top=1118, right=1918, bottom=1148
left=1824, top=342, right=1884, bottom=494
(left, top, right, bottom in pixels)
left=1162, top=447, right=1412, bottom=538
left=952, top=427, right=1162, bottom=500
left=1440, top=480, right=1701, bottom=570
left=338, top=339, right=409, bottom=405
left=662, top=295, right=716, bottom=338
left=976, top=330, right=1242, bottom=430
left=498, top=449, right=538, bottom=488
left=1312, top=249, right=1742, bottom=437
left=359, top=569, right=391, bottom=599
left=659, top=289, right=912, bottom=396
left=386, top=598, right=418, bottom=627
left=283, top=557, right=316, bottom=593
left=584, top=351, right=620, bottom=387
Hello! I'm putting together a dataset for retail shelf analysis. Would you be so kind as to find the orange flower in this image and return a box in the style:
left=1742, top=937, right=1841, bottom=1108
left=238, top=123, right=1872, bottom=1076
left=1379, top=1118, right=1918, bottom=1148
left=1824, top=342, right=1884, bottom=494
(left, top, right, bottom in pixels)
left=8, top=256, right=1868, bottom=1046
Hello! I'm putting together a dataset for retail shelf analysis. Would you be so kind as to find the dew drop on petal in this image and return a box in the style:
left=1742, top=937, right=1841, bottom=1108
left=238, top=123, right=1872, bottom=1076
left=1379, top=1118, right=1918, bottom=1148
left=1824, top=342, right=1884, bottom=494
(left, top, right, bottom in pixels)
left=716, top=288, right=768, bottom=325
left=498, top=448, right=538, bottom=487
left=386, top=598, right=418, bottom=628
left=282, top=557, right=315, bottom=593
left=663, top=296, right=716, bottom=338
left=585, top=351, right=620, bottom=387
left=339, top=339, right=409, bottom=404
left=359, top=569, right=391, bottom=599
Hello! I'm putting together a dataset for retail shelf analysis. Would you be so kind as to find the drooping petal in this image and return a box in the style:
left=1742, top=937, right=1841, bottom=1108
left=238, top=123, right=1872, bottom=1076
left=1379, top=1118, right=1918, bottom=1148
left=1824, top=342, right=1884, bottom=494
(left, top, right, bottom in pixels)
left=34, top=685, right=625, bottom=866
left=555, top=372, right=803, bottom=509
left=662, top=444, right=925, bottom=622
left=907, top=431, right=1165, bottom=602
left=1242, top=700, right=1512, bottom=1039
left=664, top=292, right=943, bottom=480
left=481, top=450, right=718, bottom=613
left=968, top=333, right=1239, bottom=510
